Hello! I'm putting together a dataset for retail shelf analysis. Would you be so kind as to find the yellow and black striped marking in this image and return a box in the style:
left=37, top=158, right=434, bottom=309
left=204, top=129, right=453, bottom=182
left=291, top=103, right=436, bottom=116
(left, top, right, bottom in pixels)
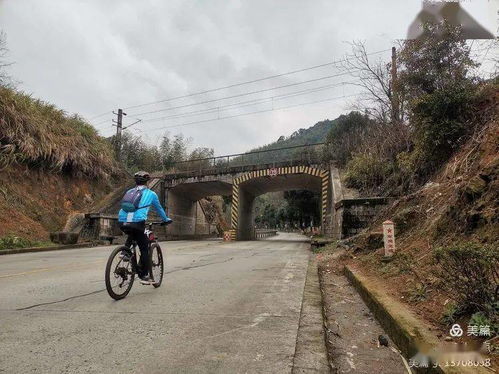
left=231, top=166, right=329, bottom=240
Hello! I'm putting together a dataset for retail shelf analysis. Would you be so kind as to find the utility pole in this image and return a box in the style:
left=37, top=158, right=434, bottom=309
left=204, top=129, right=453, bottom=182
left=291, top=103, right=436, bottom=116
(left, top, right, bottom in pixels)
left=112, top=108, right=126, bottom=159
left=390, top=46, right=400, bottom=124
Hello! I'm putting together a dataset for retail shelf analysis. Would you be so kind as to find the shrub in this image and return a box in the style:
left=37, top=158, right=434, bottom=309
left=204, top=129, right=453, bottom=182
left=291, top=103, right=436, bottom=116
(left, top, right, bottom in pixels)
left=409, top=283, right=428, bottom=303
left=441, top=303, right=460, bottom=325
left=434, top=242, right=499, bottom=313
left=0, top=235, right=35, bottom=250
left=410, top=84, right=477, bottom=175
left=344, top=152, right=391, bottom=191
left=469, top=309, right=498, bottom=336
left=323, top=111, right=374, bottom=166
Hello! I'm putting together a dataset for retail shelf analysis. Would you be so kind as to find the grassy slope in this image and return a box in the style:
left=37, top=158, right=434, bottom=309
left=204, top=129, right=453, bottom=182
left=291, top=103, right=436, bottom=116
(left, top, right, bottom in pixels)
left=0, top=86, right=123, bottom=240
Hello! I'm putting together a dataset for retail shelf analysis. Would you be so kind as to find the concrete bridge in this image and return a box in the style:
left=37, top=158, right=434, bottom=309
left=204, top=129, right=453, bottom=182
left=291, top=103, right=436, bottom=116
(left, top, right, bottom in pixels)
left=157, top=143, right=337, bottom=240
left=79, top=143, right=389, bottom=243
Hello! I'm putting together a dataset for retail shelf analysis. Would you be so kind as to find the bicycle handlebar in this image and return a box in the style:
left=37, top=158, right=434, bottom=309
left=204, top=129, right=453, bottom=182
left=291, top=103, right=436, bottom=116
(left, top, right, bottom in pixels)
left=147, top=221, right=173, bottom=228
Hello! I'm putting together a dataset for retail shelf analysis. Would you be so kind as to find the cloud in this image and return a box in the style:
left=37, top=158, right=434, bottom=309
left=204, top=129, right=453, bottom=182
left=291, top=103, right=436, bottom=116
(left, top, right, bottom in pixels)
left=0, top=0, right=495, bottom=154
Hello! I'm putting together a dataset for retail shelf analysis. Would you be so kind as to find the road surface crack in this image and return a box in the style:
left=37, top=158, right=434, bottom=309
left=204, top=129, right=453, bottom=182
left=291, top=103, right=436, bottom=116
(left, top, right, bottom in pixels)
left=166, top=257, right=234, bottom=274
left=16, top=289, right=106, bottom=310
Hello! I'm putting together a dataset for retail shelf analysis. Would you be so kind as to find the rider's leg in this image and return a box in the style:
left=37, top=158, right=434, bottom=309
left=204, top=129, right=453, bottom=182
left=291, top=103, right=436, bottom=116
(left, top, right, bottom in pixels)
left=118, top=222, right=134, bottom=249
left=119, top=221, right=146, bottom=276
left=136, top=232, right=151, bottom=278
left=124, top=235, right=133, bottom=249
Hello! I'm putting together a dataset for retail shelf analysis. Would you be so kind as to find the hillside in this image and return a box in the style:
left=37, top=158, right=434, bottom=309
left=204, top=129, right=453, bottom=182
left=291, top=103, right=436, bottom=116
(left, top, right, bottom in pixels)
left=0, top=86, right=124, bottom=241
left=248, top=118, right=336, bottom=153
left=319, top=87, right=498, bottom=367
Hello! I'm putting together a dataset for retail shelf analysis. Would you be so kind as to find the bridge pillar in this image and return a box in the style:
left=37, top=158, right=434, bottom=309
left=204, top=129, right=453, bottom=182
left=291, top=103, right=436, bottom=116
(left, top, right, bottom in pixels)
left=237, top=188, right=256, bottom=240
left=165, top=189, right=197, bottom=237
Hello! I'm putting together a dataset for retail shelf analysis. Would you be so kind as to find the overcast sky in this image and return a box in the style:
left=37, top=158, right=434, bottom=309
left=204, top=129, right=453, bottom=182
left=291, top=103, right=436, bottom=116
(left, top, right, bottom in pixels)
left=0, top=0, right=496, bottom=155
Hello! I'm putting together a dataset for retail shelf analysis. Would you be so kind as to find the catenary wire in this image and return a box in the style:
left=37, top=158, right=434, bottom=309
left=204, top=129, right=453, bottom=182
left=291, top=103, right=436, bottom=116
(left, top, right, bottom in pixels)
left=144, top=93, right=358, bottom=133
left=139, top=80, right=355, bottom=124
left=122, top=49, right=391, bottom=110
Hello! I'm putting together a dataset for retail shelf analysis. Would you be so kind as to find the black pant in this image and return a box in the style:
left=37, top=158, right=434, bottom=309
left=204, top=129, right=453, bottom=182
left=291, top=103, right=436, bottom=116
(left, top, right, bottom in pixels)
left=119, top=221, right=151, bottom=278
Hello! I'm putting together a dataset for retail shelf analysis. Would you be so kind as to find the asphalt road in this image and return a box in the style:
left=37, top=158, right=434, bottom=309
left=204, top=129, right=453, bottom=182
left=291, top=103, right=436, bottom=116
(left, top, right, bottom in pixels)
left=0, top=233, right=316, bottom=374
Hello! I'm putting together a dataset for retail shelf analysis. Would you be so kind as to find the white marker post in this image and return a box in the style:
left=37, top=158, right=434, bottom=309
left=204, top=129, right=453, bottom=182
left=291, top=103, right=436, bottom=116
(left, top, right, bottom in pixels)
left=383, top=220, right=396, bottom=258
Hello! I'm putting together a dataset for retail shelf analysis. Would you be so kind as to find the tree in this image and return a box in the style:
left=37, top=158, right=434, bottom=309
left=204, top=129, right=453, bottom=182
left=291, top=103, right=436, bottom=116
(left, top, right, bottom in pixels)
left=189, top=147, right=214, bottom=160
left=342, top=41, right=405, bottom=124
left=399, top=21, right=480, bottom=175
left=284, top=190, right=320, bottom=227
left=119, top=132, right=161, bottom=172
left=323, top=111, right=374, bottom=166
left=0, top=31, right=12, bottom=86
left=186, top=147, right=214, bottom=170
left=159, top=133, right=190, bottom=170
left=399, top=22, right=477, bottom=98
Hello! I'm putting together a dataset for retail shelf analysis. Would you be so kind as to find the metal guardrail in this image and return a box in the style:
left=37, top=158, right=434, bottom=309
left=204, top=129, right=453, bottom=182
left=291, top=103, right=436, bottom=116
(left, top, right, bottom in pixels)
left=164, top=143, right=325, bottom=176
left=255, top=229, right=278, bottom=239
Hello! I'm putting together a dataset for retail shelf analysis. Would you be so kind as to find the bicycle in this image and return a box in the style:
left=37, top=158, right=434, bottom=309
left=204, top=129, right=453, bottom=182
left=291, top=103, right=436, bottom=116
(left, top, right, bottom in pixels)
left=105, top=221, right=166, bottom=300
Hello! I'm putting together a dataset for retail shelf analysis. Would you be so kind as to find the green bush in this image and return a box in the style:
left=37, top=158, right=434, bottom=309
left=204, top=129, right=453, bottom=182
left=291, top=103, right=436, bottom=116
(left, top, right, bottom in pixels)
left=434, top=242, right=499, bottom=314
left=441, top=303, right=460, bottom=325
left=411, top=84, right=477, bottom=175
left=0, top=235, right=35, bottom=250
left=344, top=153, right=391, bottom=191
left=469, top=309, right=498, bottom=336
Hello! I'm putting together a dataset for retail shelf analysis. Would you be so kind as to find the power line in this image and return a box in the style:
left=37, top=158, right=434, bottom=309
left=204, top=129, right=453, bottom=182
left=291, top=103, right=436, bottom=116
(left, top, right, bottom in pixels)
left=129, top=70, right=360, bottom=117
left=145, top=92, right=358, bottom=133
left=86, top=45, right=492, bottom=123
left=87, top=110, right=112, bottom=121
left=122, top=48, right=391, bottom=111
left=139, top=80, right=354, bottom=124
left=91, top=117, right=112, bottom=126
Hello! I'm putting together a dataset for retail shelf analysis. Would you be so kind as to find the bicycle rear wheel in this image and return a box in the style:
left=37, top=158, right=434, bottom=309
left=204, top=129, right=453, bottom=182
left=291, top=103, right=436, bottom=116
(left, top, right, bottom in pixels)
left=150, top=243, right=164, bottom=288
left=105, top=246, right=135, bottom=300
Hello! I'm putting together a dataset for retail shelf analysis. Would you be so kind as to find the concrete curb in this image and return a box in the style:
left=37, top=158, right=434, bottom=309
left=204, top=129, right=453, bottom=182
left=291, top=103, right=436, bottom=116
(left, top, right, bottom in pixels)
left=344, top=265, right=491, bottom=374
left=0, top=243, right=99, bottom=256
left=291, top=254, right=330, bottom=373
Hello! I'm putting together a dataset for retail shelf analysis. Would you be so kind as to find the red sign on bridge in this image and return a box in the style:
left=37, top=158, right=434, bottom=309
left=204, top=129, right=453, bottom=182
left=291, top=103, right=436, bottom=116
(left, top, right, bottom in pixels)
left=269, top=167, right=278, bottom=177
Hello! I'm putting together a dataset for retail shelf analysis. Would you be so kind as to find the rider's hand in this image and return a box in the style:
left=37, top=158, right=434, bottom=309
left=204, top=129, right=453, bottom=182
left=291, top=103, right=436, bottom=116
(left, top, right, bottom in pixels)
left=161, top=219, right=172, bottom=226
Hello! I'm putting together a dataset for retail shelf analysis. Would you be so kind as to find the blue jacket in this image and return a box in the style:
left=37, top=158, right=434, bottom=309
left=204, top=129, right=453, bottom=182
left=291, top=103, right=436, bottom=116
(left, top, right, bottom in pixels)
left=118, top=186, right=170, bottom=223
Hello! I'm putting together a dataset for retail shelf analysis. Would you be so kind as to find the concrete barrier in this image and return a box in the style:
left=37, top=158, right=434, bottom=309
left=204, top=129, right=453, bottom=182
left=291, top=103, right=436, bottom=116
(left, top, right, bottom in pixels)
left=344, top=265, right=490, bottom=374
left=49, top=231, right=79, bottom=244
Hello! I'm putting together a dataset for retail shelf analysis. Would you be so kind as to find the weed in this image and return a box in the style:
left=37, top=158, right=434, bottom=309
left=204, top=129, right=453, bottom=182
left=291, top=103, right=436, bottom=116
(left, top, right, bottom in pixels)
left=393, top=252, right=414, bottom=274
left=0, top=235, right=40, bottom=250
left=409, top=283, right=428, bottom=302
left=469, top=310, right=499, bottom=336
left=441, top=303, right=460, bottom=325
left=434, top=242, right=499, bottom=314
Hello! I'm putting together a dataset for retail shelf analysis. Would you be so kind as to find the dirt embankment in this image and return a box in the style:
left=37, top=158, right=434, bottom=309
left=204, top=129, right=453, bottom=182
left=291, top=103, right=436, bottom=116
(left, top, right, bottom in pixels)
left=319, top=102, right=498, bottom=368
left=0, top=166, right=119, bottom=240
left=0, top=86, right=126, bottom=241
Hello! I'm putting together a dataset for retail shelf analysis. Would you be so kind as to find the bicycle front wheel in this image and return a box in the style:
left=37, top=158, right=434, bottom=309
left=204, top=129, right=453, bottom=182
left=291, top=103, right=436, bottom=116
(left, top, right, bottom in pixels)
left=105, top=246, right=135, bottom=300
left=150, top=243, right=164, bottom=288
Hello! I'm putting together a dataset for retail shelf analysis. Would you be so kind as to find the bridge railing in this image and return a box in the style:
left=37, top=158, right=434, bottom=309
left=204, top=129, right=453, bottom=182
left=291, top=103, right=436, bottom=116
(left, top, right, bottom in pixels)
left=165, top=143, right=325, bottom=175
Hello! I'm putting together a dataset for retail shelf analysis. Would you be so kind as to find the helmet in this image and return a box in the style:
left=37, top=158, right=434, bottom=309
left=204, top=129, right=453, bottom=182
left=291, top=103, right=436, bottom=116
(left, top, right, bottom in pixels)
left=134, top=171, right=150, bottom=184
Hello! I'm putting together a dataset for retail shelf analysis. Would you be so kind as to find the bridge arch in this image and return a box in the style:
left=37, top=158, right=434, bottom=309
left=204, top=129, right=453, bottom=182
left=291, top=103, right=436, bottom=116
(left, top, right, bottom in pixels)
left=231, top=166, right=329, bottom=240
left=165, top=179, right=233, bottom=238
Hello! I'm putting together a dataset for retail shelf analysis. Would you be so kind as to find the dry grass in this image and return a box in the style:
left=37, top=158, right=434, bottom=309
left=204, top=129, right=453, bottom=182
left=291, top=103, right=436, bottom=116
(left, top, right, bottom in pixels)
left=0, top=86, right=120, bottom=178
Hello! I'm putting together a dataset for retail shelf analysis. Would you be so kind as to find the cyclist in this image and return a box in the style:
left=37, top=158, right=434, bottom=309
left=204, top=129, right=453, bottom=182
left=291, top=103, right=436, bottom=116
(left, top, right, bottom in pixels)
left=118, top=171, right=172, bottom=285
